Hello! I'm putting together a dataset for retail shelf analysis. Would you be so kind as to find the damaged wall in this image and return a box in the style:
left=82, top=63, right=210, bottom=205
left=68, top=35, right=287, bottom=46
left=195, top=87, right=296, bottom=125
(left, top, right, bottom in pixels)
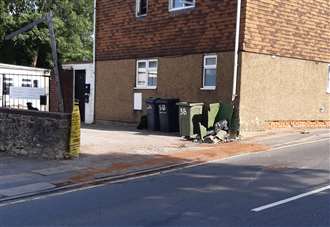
left=0, top=108, right=71, bottom=159
left=239, top=52, right=330, bottom=131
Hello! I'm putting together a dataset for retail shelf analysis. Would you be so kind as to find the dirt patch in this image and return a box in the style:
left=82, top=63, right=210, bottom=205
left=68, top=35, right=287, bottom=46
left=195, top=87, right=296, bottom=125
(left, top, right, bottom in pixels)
left=67, top=143, right=269, bottom=184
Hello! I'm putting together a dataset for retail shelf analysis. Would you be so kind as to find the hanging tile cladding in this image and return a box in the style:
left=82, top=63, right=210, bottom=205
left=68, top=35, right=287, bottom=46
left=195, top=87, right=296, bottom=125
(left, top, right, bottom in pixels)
left=243, top=0, right=330, bottom=62
left=96, top=0, right=238, bottom=61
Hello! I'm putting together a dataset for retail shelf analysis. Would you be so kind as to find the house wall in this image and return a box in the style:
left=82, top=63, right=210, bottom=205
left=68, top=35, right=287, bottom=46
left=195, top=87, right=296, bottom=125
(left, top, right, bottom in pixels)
left=96, top=0, right=237, bottom=61
left=239, top=0, right=330, bottom=130
left=239, top=52, right=330, bottom=131
left=95, top=52, right=234, bottom=123
left=95, top=0, right=330, bottom=130
left=243, top=0, right=330, bottom=63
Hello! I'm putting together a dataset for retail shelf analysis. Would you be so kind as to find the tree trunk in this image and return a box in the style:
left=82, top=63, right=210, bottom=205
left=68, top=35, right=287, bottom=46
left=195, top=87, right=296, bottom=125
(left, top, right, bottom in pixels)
left=32, top=48, right=38, bottom=67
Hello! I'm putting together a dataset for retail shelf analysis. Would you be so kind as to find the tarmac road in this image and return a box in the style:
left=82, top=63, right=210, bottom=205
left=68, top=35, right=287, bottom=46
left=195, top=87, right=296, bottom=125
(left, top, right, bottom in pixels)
left=0, top=138, right=329, bottom=227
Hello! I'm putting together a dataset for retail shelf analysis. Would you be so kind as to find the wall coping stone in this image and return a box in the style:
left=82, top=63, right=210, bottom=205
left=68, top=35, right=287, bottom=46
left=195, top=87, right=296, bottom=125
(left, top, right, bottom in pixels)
left=0, top=107, right=71, bottom=120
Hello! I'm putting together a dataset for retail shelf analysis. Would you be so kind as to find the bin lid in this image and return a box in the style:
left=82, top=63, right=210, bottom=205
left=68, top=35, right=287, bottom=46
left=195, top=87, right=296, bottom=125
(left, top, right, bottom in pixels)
left=146, top=97, right=160, bottom=103
left=156, top=98, right=180, bottom=104
left=176, top=102, right=204, bottom=107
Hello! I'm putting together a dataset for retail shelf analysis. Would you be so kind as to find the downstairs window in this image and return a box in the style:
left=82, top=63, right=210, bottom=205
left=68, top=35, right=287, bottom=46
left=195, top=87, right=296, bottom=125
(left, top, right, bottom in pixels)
left=136, top=59, right=158, bottom=89
left=202, top=54, right=217, bottom=90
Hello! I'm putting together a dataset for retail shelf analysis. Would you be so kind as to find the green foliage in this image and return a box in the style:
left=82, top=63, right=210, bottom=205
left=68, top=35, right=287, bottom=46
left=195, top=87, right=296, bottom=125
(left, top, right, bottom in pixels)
left=0, top=0, right=93, bottom=67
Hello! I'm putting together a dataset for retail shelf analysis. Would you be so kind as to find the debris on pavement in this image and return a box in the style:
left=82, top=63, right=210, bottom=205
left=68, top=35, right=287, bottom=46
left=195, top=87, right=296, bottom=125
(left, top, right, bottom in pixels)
left=299, top=130, right=310, bottom=134
left=215, top=120, right=229, bottom=132
left=202, top=126, right=230, bottom=144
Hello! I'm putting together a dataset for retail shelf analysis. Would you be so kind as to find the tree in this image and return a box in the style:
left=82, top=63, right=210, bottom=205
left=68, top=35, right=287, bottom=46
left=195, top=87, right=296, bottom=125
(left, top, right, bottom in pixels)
left=0, top=0, right=93, bottom=68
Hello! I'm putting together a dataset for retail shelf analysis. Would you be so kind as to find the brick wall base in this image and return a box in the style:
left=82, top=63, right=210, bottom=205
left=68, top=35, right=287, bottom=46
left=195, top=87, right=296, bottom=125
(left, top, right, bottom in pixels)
left=265, top=120, right=330, bottom=129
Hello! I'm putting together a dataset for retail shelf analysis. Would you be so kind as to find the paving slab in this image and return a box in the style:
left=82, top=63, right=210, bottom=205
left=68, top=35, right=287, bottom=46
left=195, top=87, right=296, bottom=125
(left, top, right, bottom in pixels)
left=0, top=156, right=15, bottom=162
left=32, top=166, right=86, bottom=176
left=0, top=182, right=55, bottom=197
left=0, top=173, right=41, bottom=187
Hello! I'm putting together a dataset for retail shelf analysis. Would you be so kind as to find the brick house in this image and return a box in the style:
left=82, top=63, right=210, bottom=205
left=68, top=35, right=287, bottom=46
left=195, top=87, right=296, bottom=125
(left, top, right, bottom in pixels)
left=95, top=0, right=330, bottom=131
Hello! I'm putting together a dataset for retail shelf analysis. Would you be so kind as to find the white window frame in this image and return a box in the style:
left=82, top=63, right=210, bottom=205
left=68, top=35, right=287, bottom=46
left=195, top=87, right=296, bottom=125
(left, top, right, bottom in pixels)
left=201, top=54, right=217, bottom=90
left=135, top=59, right=158, bottom=89
left=327, top=64, right=330, bottom=94
left=136, top=0, right=148, bottom=17
left=169, top=0, right=195, bottom=12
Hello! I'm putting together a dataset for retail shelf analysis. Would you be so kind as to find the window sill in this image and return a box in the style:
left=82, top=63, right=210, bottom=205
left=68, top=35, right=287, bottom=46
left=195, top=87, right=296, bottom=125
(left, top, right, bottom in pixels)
left=134, top=87, right=157, bottom=90
left=200, top=87, right=216, bottom=91
left=169, top=6, right=195, bottom=12
left=136, top=14, right=147, bottom=18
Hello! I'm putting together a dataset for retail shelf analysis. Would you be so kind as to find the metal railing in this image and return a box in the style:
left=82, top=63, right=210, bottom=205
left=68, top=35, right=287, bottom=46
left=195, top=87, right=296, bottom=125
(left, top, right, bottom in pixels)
left=0, top=73, right=50, bottom=111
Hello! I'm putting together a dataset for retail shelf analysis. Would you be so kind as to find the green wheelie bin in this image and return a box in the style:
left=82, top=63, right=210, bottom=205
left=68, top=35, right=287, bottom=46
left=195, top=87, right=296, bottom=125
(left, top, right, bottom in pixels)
left=177, top=102, right=204, bottom=138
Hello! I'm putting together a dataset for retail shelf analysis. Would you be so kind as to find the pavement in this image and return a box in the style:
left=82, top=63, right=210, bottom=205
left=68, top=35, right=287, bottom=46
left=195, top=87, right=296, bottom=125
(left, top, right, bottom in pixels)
left=0, top=125, right=328, bottom=202
left=0, top=131, right=329, bottom=226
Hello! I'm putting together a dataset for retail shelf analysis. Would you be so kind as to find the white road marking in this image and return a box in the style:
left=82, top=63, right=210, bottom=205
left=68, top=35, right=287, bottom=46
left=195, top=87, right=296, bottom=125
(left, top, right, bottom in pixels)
left=252, top=185, right=330, bottom=212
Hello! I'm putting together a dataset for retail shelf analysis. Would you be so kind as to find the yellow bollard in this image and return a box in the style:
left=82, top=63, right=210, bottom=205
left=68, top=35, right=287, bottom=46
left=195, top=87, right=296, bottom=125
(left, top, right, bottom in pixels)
left=69, top=102, right=81, bottom=158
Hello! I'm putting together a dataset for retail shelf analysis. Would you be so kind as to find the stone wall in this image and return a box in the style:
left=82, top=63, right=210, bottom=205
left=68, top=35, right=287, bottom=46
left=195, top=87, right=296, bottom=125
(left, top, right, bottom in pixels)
left=0, top=108, right=71, bottom=159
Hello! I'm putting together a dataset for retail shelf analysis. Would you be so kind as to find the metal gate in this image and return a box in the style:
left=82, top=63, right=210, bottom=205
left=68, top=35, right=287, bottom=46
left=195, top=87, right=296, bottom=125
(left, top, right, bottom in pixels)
left=0, top=64, right=50, bottom=111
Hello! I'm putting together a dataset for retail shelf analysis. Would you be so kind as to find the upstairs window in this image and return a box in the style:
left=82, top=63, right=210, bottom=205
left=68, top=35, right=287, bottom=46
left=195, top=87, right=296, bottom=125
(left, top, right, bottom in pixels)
left=169, top=0, right=195, bottom=11
left=202, top=55, right=217, bottom=90
left=136, top=59, right=158, bottom=89
left=136, top=0, right=148, bottom=17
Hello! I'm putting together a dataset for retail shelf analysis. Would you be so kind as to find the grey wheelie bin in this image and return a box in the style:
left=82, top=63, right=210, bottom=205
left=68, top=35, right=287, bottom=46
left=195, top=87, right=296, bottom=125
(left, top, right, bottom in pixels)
left=146, top=97, right=160, bottom=131
left=156, top=98, right=180, bottom=132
